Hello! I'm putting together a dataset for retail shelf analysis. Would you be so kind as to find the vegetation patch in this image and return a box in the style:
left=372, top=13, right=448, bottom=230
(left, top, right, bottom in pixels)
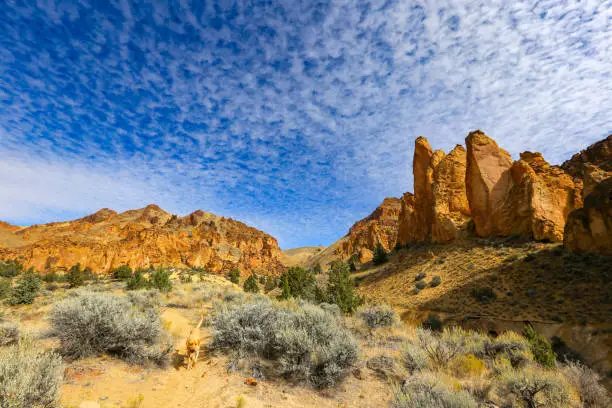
left=51, top=292, right=172, bottom=365
left=210, top=296, right=359, bottom=388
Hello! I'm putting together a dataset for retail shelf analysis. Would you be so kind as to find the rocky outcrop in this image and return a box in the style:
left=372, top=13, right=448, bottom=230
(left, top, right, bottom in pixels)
left=0, top=204, right=284, bottom=275
left=398, top=138, right=471, bottom=244
left=431, top=145, right=471, bottom=243
left=465, top=130, right=516, bottom=237
left=337, top=197, right=401, bottom=260
left=396, top=192, right=416, bottom=244
left=583, top=164, right=612, bottom=198
left=561, top=134, right=612, bottom=181
left=465, top=131, right=582, bottom=242
left=564, top=178, right=612, bottom=255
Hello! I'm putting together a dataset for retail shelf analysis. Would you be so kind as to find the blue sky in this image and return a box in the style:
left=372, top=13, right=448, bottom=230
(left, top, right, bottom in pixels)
left=0, top=1, right=610, bottom=248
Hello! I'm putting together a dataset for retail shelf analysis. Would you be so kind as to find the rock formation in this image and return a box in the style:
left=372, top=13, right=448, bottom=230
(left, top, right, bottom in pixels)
left=398, top=138, right=471, bottom=244
left=582, top=164, right=612, bottom=198
left=564, top=178, right=612, bottom=255
left=465, top=130, right=516, bottom=237
left=337, top=197, right=401, bottom=262
left=431, top=145, right=471, bottom=243
left=561, top=134, right=612, bottom=182
left=0, top=204, right=284, bottom=275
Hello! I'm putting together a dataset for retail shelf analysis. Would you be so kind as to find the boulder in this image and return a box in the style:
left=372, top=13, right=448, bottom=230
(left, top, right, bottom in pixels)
left=564, top=178, right=612, bottom=255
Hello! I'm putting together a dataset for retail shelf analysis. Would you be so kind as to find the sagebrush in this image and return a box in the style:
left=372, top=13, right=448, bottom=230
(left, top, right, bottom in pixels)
left=50, top=292, right=172, bottom=365
left=210, top=296, right=359, bottom=388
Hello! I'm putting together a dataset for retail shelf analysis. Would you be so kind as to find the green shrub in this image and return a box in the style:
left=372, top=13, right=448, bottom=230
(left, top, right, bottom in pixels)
left=422, top=313, right=443, bottom=331
left=497, top=366, right=571, bottom=408
left=9, top=270, right=41, bottom=305
left=42, top=270, right=59, bottom=283
left=372, top=243, right=389, bottom=265
left=0, top=277, right=11, bottom=299
left=278, top=267, right=316, bottom=300
left=392, top=377, right=478, bottom=408
left=67, top=263, right=85, bottom=288
left=471, top=287, right=496, bottom=304
left=126, top=269, right=149, bottom=290
left=127, top=289, right=161, bottom=310
left=415, top=280, right=427, bottom=290
left=0, top=322, right=20, bottom=346
left=259, top=275, right=266, bottom=284
left=312, top=264, right=323, bottom=275
left=264, top=276, right=277, bottom=293
left=243, top=275, right=259, bottom=293
left=0, top=259, right=23, bottom=278
left=51, top=292, right=172, bottom=365
left=149, top=268, right=172, bottom=293
left=523, top=325, right=556, bottom=368
left=430, top=275, right=441, bottom=287
left=415, top=272, right=426, bottom=281
left=228, top=268, right=240, bottom=284
left=112, top=265, right=133, bottom=280
left=358, top=304, right=397, bottom=329
left=0, top=339, right=64, bottom=408
left=325, top=261, right=363, bottom=313
left=210, top=297, right=359, bottom=388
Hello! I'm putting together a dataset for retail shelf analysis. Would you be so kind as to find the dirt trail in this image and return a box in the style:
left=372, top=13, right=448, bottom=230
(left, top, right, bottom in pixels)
left=60, top=307, right=390, bottom=408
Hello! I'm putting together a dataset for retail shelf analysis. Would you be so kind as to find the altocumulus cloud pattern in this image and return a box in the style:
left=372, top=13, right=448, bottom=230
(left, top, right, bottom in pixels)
left=0, top=0, right=611, bottom=248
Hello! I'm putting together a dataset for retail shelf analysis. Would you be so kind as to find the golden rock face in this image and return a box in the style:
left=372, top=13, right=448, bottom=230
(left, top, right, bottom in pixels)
left=337, top=197, right=402, bottom=259
left=0, top=204, right=284, bottom=275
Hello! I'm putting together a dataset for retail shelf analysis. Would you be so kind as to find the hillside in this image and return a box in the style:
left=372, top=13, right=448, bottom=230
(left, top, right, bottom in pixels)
left=354, top=238, right=612, bottom=373
left=279, top=246, right=326, bottom=267
left=0, top=204, right=284, bottom=275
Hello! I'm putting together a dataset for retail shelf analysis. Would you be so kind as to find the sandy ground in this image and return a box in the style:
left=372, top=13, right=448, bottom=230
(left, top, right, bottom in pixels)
left=58, top=307, right=393, bottom=408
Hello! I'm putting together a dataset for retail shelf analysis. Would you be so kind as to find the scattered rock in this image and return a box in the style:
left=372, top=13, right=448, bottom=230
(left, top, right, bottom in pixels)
left=244, top=377, right=258, bottom=386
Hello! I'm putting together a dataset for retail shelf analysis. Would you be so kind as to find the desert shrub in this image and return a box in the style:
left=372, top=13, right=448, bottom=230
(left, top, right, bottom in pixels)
left=450, top=354, right=485, bottom=377
left=9, top=270, right=41, bottom=305
left=179, top=273, right=191, bottom=284
left=0, top=277, right=10, bottom=299
left=127, top=289, right=161, bottom=310
left=149, top=268, right=172, bottom=293
left=372, top=243, right=389, bottom=265
left=318, top=302, right=341, bottom=316
left=562, top=361, right=610, bottom=408
left=484, top=331, right=533, bottom=368
left=42, top=270, right=59, bottom=282
left=422, top=313, right=443, bottom=331
left=264, top=276, right=277, bottom=293
left=415, top=272, right=426, bottom=281
left=523, top=325, right=556, bottom=368
left=551, top=336, right=584, bottom=363
left=415, top=327, right=486, bottom=370
left=66, top=263, right=85, bottom=288
left=415, top=280, right=427, bottom=290
left=0, top=322, right=19, bottom=346
left=111, top=265, right=133, bottom=280
left=243, top=275, right=259, bottom=293
left=358, top=304, right=397, bottom=329
left=496, top=366, right=572, bottom=408
left=471, top=287, right=496, bottom=304
left=0, top=339, right=64, bottom=408
left=126, top=269, right=149, bottom=290
left=258, top=275, right=266, bottom=284
left=228, top=268, right=240, bottom=284
left=392, top=376, right=478, bottom=408
left=325, top=260, right=363, bottom=313
left=278, top=267, right=316, bottom=300
left=312, top=264, right=323, bottom=275
left=50, top=292, right=172, bottom=365
left=430, top=275, right=441, bottom=287
left=210, top=297, right=359, bottom=388
left=402, top=342, right=430, bottom=373
left=0, top=259, right=23, bottom=278
left=412, top=287, right=422, bottom=295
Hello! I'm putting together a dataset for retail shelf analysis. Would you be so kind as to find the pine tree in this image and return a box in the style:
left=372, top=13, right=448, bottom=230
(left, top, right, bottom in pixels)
left=326, top=260, right=363, bottom=313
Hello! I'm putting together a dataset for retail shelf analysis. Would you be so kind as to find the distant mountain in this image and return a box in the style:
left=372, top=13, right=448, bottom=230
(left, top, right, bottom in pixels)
left=0, top=204, right=284, bottom=275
